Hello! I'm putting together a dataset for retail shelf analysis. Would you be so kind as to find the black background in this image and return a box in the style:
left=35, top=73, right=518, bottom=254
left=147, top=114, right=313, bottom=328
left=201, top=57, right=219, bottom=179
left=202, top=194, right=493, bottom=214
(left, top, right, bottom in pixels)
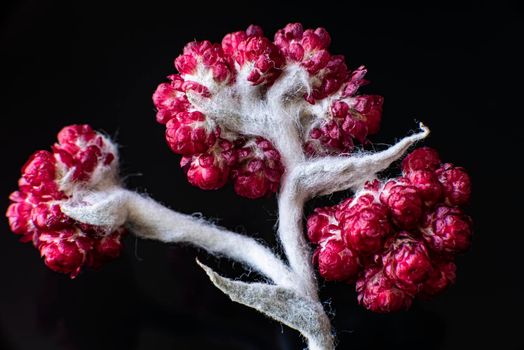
left=1, top=1, right=523, bottom=349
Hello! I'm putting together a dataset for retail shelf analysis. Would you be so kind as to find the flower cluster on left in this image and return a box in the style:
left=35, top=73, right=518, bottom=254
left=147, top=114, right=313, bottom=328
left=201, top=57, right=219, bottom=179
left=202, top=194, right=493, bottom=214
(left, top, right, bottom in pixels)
left=6, top=125, right=125, bottom=278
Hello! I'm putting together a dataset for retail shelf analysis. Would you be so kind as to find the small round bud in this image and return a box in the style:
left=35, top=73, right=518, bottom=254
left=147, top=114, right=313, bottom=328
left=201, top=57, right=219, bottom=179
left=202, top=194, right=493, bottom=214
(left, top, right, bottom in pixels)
left=165, top=111, right=217, bottom=156
left=274, top=23, right=349, bottom=102
left=181, top=139, right=236, bottom=191
left=422, top=205, right=472, bottom=254
left=382, top=232, right=432, bottom=294
left=380, top=178, right=423, bottom=229
left=341, top=194, right=391, bottom=253
left=231, top=138, right=284, bottom=199
left=356, top=267, right=413, bottom=313
left=38, top=229, right=90, bottom=278
left=234, top=36, right=284, bottom=85
left=175, top=40, right=234, bottom=83
left=307, top=206, right=338, bottom=244
left=406, top=170, right=443, bottom=207
left=436, top=163, right=471, bottom=206
left=401, top=147, right=441, bottom=174
left=316, top=240, right=360, bottom=281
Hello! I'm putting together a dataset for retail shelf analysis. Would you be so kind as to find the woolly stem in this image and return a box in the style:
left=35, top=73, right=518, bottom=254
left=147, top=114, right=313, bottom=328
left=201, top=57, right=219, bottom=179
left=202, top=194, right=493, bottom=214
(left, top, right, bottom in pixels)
left=277, top=175, right=318, bottom=300
left=62, top=126, right=428, bottom=350
left=62, top=187, right=335, bottom=349
left=267, top=124, right=334, bottom=346
left=62, top=189, right=297, bottom=290
left=261, top=97, right=325, bottom=306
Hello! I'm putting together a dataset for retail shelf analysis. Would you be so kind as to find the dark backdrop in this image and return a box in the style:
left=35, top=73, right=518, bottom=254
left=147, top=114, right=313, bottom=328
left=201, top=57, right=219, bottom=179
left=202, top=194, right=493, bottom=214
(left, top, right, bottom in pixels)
left=1, top=1, right=523, bottom=349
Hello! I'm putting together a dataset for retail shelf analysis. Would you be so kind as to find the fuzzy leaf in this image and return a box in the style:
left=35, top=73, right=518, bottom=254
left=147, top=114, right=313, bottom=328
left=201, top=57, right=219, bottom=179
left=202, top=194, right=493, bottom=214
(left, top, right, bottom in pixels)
left=197, top=259, right=333, bottom=350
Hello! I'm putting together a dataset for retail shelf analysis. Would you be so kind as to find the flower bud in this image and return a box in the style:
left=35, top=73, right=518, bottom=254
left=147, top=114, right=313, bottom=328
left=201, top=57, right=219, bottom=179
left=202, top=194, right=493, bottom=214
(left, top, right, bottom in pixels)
left=341, top=194, right=391, bottom=253
left=401, top=147, right=441, bottom=174
left=315, top=240, right=360, bottom=281
left=380, top=178, right=423, bottom=229
left=231, top=138, right=284, bottom=198
left=307, top=206, right=339, bottom=244
left=436, top=163, right=471, bottom=206
left=422, top=205, right=472, bottom=254
left=356, top=267, right=413, bottom=313
left=182, top=139, right=236, bottom=190
left=382, top=232, right=432, bottom=294
left=234, top=36, right=284, bottom=85
left=406, top=170, right=442, bottom=207
left=175, top=40, right=234, bottom=83
left=165, top=111, right=217, bottom=156
left=38, top=229, right=91, bottom=278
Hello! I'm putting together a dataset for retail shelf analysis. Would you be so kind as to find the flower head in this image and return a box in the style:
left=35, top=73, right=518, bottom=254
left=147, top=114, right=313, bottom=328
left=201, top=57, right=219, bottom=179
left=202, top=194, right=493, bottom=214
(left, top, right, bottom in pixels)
left=153, top=23, right=385, bottom=196
left=6, top=125, right=125, bottom=277
left=306, top=147, right=472, bottom=312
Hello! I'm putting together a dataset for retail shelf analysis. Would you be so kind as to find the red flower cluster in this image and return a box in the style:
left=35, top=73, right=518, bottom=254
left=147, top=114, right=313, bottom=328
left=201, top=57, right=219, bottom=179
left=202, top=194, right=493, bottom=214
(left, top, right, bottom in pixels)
left=6, top=125, right=125, bottom=278
left=153, top=23, right=384, bottom=196
left=225, top=25, right=285, bottom=85
left=307, top=147, right=472, bottom=312
left=274, top=23, right=347, bottom=101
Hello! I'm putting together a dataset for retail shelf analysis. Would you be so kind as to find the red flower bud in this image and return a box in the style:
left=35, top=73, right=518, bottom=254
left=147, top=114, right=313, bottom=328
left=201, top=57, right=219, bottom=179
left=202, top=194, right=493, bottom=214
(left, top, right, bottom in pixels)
left=422, top=205, right=472, bottom=254
left=307, top=206, right=339, bottom=244
left=53, top=124, right=117, bottom=184
left=38, top=230, right=90, bottom=278
left=348, top=95, right=383, bottom=135
left=56, top=124, right=97, bottom=151
left=182, top=139, right=236, bottom=190
left=356, top=267, right=413, bottom=313
left=436, top=163, right=471, bottom=206
left=88, top=229, right=125, bottom=269
left=19, top=150, right=60, bottom=198
left=341, top=194, right=391, bottom=253
left=401, top=147, right=441, bottom=174
left=406, top=170, right=442, bottom=207
left=222, top=31, right=248, bottom=57
left=231, top=138, right=284, bottom=198
left=305, top=119, right=354, bottom=156
left=165, top=111, right=217, bottom=156
left=31, top=203, right=71, bottom=230
left=380, top=178, right=423, bottom=229
left=175, top=40, right=234, bottom=83
left=6, top=191, right=36, bottom=240
left=274, top=23, right=349, bottom=102
left=315, top=240, right=360, bottom=281
left=152, top=75, right=191, bottom=124
left=235, top=36, right=284, bottom=85
left=342, top=65, right=369, bottom=97
left=382, top=232, right=433, bottom=294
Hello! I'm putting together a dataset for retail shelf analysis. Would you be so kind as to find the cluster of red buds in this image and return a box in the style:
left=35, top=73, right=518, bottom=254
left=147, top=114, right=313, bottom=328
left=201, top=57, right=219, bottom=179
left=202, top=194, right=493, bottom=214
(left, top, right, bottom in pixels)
left=153, top=23, right=384, bottom=198
left=307, top=147, right=472, bottom=312
left=6, top=125, right=125, bottom=278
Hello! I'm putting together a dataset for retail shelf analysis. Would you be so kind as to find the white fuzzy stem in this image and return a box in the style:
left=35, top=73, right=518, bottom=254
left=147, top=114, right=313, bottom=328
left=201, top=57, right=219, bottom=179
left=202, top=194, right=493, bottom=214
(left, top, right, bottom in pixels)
left=277, top=175, right=318, bottom=300
left=61, top=125, right=428, bottom=350
left=62, top=188, right=296, bottom=290
left=62, top=187, right=333, bottom=349
left=61, top=124, right=428, bottom=350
